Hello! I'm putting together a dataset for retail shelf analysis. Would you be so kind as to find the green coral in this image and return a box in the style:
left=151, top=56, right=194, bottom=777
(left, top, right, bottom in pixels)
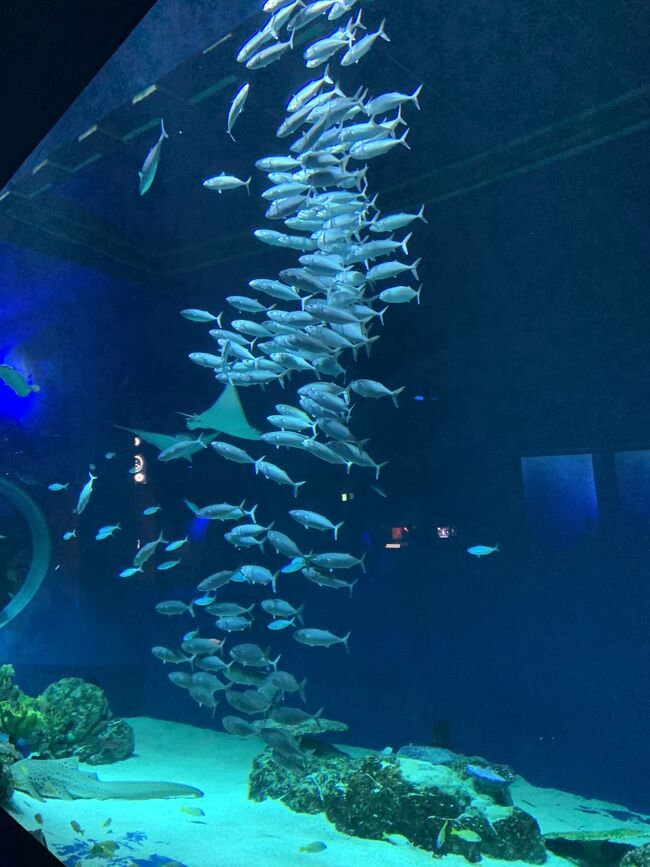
left=0, top=696, right=48, bottom=749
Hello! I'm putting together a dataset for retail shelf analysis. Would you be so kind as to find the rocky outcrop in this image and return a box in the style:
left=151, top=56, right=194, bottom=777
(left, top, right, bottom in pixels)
left=0, top=666, right=133, bottom=765
left=621, top=843, right=650, bottom=866
left=250, top=750, right=546, bottom=862
left=38, top=678, right=134, bottom=765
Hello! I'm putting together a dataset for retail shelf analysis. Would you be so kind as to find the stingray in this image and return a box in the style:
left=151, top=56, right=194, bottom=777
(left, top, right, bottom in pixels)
left=114, top=427, right=218, bottom=460
left=181, top=384, right=261, bottom=441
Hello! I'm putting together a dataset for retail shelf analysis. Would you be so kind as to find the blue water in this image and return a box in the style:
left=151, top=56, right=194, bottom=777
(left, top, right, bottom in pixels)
left=1, top=2, right=650, bottom=863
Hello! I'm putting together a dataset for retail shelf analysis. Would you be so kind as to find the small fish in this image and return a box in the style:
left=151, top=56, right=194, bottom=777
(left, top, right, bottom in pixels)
left=435, top=820, right=448, bottom=850
left=70, top=820, right=84, bottom=835
left=299, top=841, right=327, bottom=853
left=383, top=833, right=411, bottom=846
left=267, top=618, right=295, bottom=630
left=102, top=817, right=112, bottom=828
left=34, top=813, right=43, bottom=825
left=157, top=559, right=181, bottom=571
left=89, top=841, right=118, bottom=857
left=119, top=566, right=144, bottom=578
left=465, top=763, right=509, bottom=785
left=62, top=530, right=76, bottom=541
left=96, top=523, right=121, bottom=540
left=180, top=805, right=205, bottom=817
left=104, top=452, right=116, bottom=460
left=227, top=82, right=250, bottom=141
left=294, top=628, right=350, bottom=652
left=183, top=498, right=201, bottom=514
left=156, top=600, right=194, bottom=617
left=48, top=482, right=69, bottom=491
left=73, top=472, right=97, bottom=515
left=165, top=537, right=189, bottom=552
left=371, top=485, right=387, bottom=498
left=180, top=308, right=221, bottom=324
left=202, top=172, right=252, bottom=194
left=451, top=828, right=482, bottom=844
left=466, top=544, right=500, bottom=558
left=139, top=118, right=168, bottom=195
left=143, top=505, right=162, bottom=515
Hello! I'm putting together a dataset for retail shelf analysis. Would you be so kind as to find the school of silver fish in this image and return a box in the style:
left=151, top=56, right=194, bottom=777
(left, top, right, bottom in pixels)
left=53, top=0, right=426, bottom=776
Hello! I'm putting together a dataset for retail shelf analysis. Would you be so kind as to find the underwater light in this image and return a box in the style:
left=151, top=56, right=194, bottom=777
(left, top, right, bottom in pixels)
left=414, top=394, right=424, bottom=401
left=385, top=543, right=401, bottom=549
left=341, top=492, right=354, bottom=501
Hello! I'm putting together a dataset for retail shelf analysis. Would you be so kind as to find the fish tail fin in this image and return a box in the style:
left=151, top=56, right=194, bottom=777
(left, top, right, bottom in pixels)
left=495, top=543, right=501, bottom=552
left=228, top=130, right=236, bottom=143
left=401, top=231, right=413, bottom=256
left=189, top=602, right=195, bottom=618
left=349, top=578, right=359, bottom=598
left=416, top=283, right=423, bottom=304
left=296, top=603, right=305, bottom=625
left=411, top=256, right=422, bottom=280
left=391, top=385, right=405, bottom=407
left=160, top=118, right=169, bottom=139
left=417, top=203, right=428, bottom=224
left=399, top=128, right=411, bottom=149
left=245, top=176, right=252, bottom=195
left=379, top=18, right=390, bottom=41
left=270, top=654, right=281, bottom=670
left=411, top=83, right=423, bottom=109
left=323, top=63, right=333, bottom=86
left=374, top=460, right=388, bottom=480
left=293, top=481, right=306, bottom=497
left=298, top=678, right=307, bottom=703
left=248, top=503, right=259, bottom=522
left=314, top=707, right=324, bottom=729
left=342, top=631, right=351, bottom=653
left=333, top=521, right=344, bottom=541
left=378, top=305, right=389, bottom=326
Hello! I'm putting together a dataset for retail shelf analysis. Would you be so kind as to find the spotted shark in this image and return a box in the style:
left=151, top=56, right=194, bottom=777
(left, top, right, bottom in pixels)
left=9, top=757, right=203, bottom=801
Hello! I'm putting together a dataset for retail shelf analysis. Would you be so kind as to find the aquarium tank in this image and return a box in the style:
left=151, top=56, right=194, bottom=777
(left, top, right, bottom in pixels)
left=1, top=0, right=649, bottom=865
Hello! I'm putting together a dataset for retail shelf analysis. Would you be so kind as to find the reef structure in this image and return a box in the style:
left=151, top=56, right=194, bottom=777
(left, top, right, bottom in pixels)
left=250, top=750, right=546, bottom=863
left=0, top=667, right=133, bottom=767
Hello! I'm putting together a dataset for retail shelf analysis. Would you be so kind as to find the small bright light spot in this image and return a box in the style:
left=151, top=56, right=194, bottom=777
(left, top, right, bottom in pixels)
left=134, top=437, right=142, bottom=446
left=414, top=395, right=424, bottom=401
left=391, top=526, right=408, bottom=541
left=385, top=543, right=401, bottom=549
left=341, top=492, right=354, bottom=502
left=436, top=526, right=458, bottom=539
left=134, top=472, right=146, bottom=484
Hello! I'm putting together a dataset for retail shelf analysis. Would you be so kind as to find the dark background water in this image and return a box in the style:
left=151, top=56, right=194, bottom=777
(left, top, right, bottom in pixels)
left=1, top=0, right=650, bottom=814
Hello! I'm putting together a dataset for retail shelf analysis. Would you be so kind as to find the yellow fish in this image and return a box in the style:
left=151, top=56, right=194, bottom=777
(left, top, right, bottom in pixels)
left=180, top=805, right=205, bottom=817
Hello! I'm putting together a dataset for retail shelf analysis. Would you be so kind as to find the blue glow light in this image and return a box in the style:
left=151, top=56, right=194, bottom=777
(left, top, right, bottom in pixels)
left=190, top=516, right=210, bottom=541
left=414, top=395, right=424, bottom=401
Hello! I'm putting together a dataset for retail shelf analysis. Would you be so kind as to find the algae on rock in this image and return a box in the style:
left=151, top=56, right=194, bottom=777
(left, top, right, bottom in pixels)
left=249, top=750, right=546, bottom=863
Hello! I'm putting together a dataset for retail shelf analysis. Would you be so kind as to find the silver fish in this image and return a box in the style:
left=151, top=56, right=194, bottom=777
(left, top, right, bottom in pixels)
left=227, top=82, right=250, bottom=141
left=294, top=628, right=350, bottom=652
left=139, top=119, right=168, bottom=195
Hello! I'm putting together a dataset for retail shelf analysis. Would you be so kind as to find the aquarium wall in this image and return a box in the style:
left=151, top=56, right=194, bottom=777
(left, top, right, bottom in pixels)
left=1, top=0, right=650, bottom=865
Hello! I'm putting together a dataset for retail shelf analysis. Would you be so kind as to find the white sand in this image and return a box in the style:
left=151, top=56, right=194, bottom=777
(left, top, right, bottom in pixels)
left=5, top=716, right=646, bottom=867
